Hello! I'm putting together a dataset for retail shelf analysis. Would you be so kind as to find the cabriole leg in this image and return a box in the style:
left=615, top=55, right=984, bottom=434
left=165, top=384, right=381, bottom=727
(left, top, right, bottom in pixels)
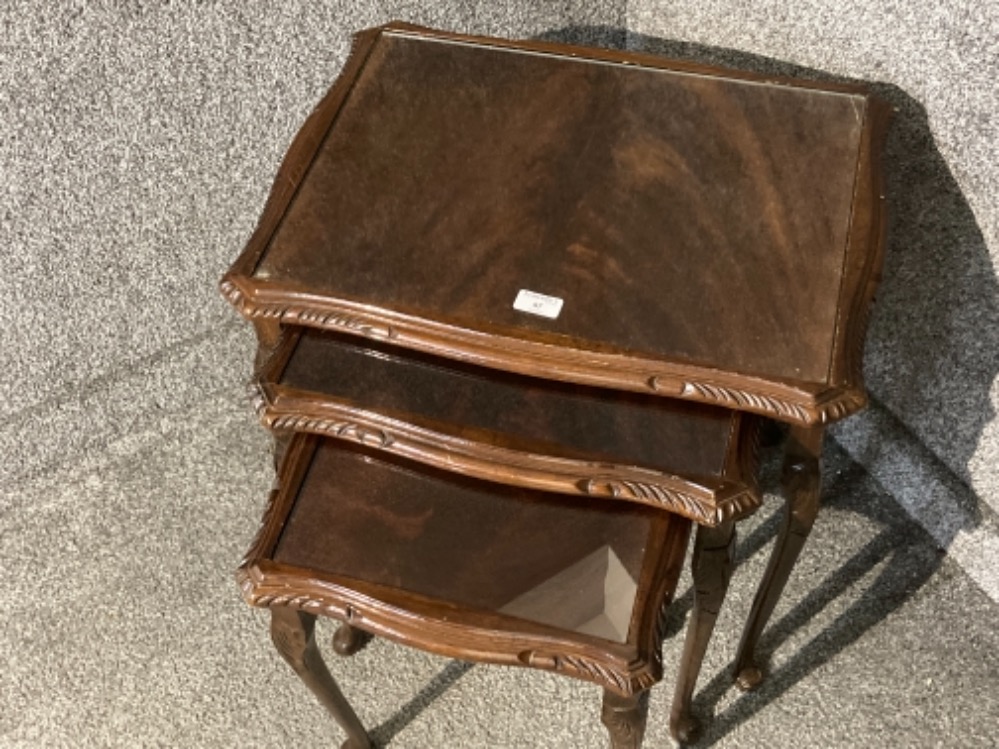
left=733, top=424, right=824, bottom=690
left=669, top=518, right=736, bottom=744
left=333, top=623, right=374, bottom=657
left=270, top=606, right=373, bottom=749
left=601, top=689, right=649, bottom=749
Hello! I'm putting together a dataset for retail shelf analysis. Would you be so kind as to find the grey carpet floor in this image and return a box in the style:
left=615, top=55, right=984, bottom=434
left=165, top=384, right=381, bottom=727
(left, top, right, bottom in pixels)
left=3, top=2, right=998, bottom=747
left=5, top=381, right=998, bottom=746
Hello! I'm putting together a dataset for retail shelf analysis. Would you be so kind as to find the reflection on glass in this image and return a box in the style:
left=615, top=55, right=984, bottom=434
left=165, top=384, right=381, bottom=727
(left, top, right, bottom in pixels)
left=500, top=545, right=637, bottom=643
left=280, top=328, right=732, bottom=478
left=274, top=440, right=656, bottom=645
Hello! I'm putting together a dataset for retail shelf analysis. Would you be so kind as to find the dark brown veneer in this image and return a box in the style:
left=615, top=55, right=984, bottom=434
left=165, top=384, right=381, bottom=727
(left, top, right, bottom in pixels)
left=238, top=435, right=691, bottom=695
left=225, top=21, right=892, bottom=747
left=222, top=22, right=891, bottom=426
left=254, top=327, right=761, bottom=525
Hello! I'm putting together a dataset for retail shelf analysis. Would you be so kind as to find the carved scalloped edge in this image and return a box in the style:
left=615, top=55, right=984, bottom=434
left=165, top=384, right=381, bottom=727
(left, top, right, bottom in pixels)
left=710, top=489, right=761, bottom=525
left=559, top=654, right=657, bottom=694
left=265, top=412, right=396, bottom=449
left=237, top=565, right=359, bottom=625
left=818, top=391, right=867, bottom=423
left=250, top=382, right=759, bottom=525
left=582, top=477, right=755, bottom=525
left=238, top=564, right=654, bottom=695
left=251, top=387, right=397, bottom=450
left=221, top=279, right=396, bottom=341
left=223, top=276, right=861, bottom=426
left=676, top=380, right=864, bottom=425
left=679, top=381, right=810, bottom=421
left=219, top=277, right=242, bottom=306
left=517, top=650, right=657, bottom=694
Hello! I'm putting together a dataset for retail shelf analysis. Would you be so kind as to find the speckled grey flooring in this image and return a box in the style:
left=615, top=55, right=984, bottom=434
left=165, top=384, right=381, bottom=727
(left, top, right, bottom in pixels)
left=3, top=3, right=998, bottom=747
left=5, top=382, right=998, bottom=747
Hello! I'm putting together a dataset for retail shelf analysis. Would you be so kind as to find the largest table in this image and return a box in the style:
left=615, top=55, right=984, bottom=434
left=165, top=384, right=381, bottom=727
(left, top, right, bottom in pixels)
left=223, top=18, right=891, bottom=730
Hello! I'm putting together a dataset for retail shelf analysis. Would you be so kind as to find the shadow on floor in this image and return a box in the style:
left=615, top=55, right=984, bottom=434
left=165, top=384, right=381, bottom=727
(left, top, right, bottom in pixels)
left=531, top=25, right=991, bottom=744
left=533, top=23, right=995, bottom=528
left=355, top=25, right=992, bottom=747
left=368, top=660, right=474, bottom=747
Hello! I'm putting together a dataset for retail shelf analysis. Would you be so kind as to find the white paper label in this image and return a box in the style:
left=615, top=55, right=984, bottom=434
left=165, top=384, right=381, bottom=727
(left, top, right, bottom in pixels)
left=513, top=289, right=563, bottom=320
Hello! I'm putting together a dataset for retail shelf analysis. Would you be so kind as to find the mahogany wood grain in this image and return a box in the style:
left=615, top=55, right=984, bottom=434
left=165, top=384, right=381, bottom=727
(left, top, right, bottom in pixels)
left=221, top=22, right=892, bottom=426
left=733, top=424, right=825, bottom=690
left=269, top=606, right=372, bottom=749
left=254, top=327, right=761, bottom=525
left=225, top=22, right=895, bottom=741
left=238, top=434, right=692, bottom=697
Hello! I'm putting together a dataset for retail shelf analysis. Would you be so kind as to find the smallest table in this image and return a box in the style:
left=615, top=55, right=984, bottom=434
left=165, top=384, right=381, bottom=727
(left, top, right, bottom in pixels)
left=239, top=434, right=693, bottom=748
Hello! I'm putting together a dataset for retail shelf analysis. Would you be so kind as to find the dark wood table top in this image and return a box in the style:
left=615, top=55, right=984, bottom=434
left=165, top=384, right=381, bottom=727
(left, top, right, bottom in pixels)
left=253, top=327, right=760, bottom=524
left=222, top=22, right=891, bottom=425
left=238, top=433, right=691, bottom=694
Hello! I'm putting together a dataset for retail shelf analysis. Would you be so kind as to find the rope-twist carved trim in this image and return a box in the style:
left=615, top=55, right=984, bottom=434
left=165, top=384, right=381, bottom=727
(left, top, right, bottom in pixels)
left=581, top=478, right=714, bottom=524
left=220, top=279, right=395, bottom=341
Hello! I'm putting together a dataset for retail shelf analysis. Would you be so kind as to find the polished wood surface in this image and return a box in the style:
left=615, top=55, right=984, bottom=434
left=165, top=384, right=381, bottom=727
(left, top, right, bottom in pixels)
left=671, top=519, right=737, bottom=743
left=238, top=434, right=692, bottom=696
left=602, top=690, right=649, bottom=749
left=254, top=327, right=761, bottom=524
left=270, top=606, right=372, bottom=749
left=222, top=22, right=892, bottom=425
left=225, top=22, right=893, bottom=745
left=733, top=424, right=825, bottom=690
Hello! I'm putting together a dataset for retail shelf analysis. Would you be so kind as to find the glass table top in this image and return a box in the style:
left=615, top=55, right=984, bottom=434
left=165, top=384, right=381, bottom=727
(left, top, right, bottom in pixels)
left=276, top=328, right=738, bottom=480
left=273, top=437, right=681, bottom=644
left=253, top=29, right=866, bottom=386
